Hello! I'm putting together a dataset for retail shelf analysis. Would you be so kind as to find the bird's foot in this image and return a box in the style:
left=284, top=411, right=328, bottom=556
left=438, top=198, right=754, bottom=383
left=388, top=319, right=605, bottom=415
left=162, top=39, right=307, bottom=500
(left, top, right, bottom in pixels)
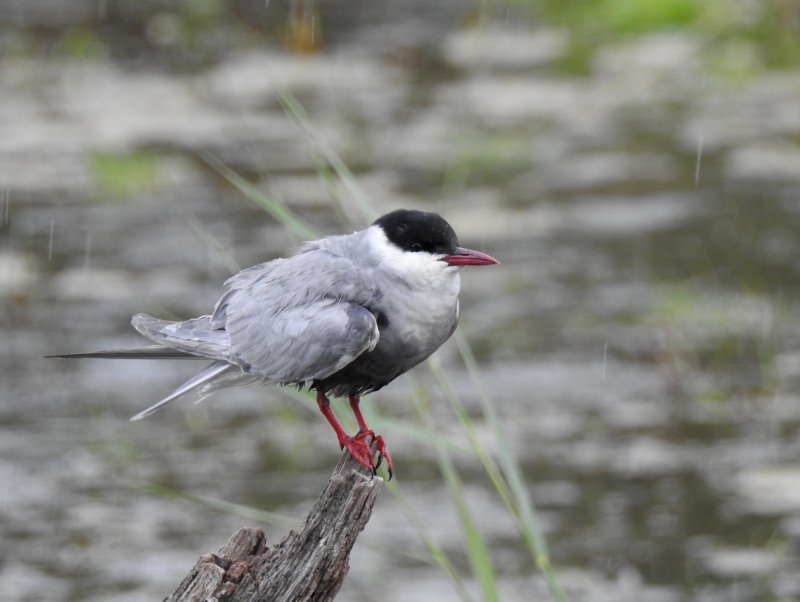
left=318, top=392, right=393, bottom=478
left=338, top=430, right=393, bottom=480
left=354, top=430, right=393, bottom=480
left=338, top=432, right=375, bottom=472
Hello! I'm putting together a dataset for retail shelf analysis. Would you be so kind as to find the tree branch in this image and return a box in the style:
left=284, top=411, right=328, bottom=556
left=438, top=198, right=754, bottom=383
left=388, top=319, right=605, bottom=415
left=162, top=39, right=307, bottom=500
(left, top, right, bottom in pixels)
left=165, top=446, right=382, bottom=602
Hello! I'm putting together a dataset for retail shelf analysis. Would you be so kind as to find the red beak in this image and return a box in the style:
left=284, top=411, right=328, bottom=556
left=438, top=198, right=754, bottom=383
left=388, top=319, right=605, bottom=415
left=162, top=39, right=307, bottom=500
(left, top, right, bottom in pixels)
left=441, top=247, right=498, bottom=266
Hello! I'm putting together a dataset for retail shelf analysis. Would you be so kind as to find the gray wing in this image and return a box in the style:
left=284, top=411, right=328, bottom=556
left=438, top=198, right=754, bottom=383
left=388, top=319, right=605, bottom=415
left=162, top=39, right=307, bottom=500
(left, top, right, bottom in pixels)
left=130, top=361, right=237, bottom=421
left=226, top=296, right=379, bottom=382
left=218, top=247, right=381, bottom=382
left=128, top=261, right=296, bottom=361
left=132, top=314, right=232, bottom=361
left=132, top=241, right=380, bottom=384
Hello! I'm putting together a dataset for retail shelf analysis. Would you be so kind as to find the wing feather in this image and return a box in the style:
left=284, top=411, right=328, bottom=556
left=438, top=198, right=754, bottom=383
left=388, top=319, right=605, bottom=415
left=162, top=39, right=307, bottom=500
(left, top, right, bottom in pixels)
left=227, top=297, right=379, bottom=382
left=220, top=247, right=381, bottom=382
left=131, top=238, right=381, bottom=385
left=130, top=361, right=236, bottom=421
left=132, top=314, right=232, bottom=361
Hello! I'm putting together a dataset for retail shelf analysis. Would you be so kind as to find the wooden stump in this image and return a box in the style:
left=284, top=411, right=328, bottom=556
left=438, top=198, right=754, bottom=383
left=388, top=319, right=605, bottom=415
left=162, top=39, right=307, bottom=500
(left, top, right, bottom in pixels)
left=165, top=447, right=383, bottom=602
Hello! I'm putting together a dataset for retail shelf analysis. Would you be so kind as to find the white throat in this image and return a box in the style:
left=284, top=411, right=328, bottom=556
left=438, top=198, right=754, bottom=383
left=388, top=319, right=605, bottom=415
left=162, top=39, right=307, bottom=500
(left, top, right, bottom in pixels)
left=365, top=225, right=461, bottom=293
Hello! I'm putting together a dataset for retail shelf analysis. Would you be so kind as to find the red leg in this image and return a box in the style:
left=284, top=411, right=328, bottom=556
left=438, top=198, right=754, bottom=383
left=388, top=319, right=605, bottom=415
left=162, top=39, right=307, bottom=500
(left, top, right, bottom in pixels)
left=316, top=390, right=373, bottom=471
left=349, top=395, right=370, bottom=432
left=349, top=396, right=393, bottom=480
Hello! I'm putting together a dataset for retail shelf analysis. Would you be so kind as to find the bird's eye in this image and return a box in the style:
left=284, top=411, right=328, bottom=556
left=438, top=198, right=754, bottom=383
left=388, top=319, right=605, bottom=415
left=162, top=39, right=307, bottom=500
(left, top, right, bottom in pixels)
left=410, top=243, right=422, bottom=252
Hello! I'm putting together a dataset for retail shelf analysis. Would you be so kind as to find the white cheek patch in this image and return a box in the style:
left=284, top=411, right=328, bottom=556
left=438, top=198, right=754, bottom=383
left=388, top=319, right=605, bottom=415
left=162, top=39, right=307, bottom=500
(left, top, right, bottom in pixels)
left=366, top=226, right=451, bottom=287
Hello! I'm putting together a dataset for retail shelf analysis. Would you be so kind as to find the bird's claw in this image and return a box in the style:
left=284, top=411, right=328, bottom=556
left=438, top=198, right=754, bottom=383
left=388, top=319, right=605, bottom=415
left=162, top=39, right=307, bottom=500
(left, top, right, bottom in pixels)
left=370, top=433, right=393, bottom=481
left=339, top=430, right=393, bottom=480
left=338, top=434, right=374, bottom=472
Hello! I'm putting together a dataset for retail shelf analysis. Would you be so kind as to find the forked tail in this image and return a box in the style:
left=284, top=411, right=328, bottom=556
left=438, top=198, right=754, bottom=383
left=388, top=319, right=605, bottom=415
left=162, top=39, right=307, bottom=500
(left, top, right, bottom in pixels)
left=45, top=345, right=201, bottom=360
left=130, top=361, right=237, bottom=421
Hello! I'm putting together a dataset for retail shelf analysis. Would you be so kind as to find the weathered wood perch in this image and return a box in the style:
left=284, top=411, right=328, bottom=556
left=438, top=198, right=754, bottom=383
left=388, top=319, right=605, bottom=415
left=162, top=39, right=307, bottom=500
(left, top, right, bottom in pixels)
left=165, top=446, right=383, bottom=602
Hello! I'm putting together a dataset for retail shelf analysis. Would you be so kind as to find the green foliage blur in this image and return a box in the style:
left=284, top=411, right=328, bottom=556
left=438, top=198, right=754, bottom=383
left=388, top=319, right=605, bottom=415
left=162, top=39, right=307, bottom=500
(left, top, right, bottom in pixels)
left=60, top=27, right=107, bottom=59
left=518, top=0, right=800, bottom=76
left=89, top=151, right=160, bottom=199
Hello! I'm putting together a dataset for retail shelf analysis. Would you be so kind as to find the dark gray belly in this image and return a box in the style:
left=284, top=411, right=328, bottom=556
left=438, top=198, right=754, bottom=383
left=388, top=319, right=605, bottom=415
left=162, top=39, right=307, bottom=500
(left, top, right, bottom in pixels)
left=314, top=313, right=457, bottom=397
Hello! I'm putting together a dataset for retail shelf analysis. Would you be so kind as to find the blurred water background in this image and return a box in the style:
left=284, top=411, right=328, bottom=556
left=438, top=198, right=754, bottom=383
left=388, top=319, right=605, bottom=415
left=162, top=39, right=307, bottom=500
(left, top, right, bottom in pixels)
left=3, top=1, right=800, bottom=601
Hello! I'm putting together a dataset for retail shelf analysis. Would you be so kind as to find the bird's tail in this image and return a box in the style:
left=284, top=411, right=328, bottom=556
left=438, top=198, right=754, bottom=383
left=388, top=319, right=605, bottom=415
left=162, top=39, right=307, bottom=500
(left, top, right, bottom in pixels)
left=45, top=345, right=202, bottom=360
left=130, top=361, right=237, bottom=421
left=47, top=346, right=240, bottom=421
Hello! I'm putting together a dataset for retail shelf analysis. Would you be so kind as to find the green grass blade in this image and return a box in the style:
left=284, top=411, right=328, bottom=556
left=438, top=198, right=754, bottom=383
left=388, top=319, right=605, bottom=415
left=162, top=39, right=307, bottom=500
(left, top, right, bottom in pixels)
left=454, top=332, right=567, bottom=602
left=385, top=477, right=476, bottom=602
left=276, top=91, right=377, bottom=225
left=309, top=153, right=361, bottom=229
left=410, top=378, right=500, bottom=602
left=188, top=492, right=303, bottom=528
left=277, top=386, right=471, bottom=453
left=198, top=148, right=317, bottom=241
left=438, top=454, right=499, bottom=602
left=426, top=356, right=521, bottom=522
left=184, top=212, right=242, bottom=275
left=123, top=479, right=302, bottom=528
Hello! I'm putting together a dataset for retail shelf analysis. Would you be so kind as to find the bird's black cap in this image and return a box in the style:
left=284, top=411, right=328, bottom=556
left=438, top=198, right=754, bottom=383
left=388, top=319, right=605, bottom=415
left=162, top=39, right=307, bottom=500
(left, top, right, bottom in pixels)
left=373, top=209, right=459, bottom=255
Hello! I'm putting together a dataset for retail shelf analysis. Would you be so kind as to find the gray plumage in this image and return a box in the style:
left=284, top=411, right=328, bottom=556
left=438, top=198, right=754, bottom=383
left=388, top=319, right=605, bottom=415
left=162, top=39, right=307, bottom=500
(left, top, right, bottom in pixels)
left=48, top=210, right=497, bottom=424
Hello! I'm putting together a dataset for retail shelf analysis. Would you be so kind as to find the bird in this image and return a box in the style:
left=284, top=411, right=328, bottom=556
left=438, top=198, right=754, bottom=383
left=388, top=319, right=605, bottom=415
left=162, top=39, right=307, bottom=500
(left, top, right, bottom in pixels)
left=48, top=209, right=498, bottom=477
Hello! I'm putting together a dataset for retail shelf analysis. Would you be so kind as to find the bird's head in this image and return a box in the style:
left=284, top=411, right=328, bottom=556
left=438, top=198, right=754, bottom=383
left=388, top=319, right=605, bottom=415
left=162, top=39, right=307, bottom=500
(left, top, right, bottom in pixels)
left=370, top=209, right=497, bottom=284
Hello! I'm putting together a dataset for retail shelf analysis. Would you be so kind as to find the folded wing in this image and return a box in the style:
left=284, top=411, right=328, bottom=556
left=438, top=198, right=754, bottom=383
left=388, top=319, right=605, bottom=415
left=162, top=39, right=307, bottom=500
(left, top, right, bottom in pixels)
left=214, top=246, right=381, bottom=383
left=225, top=296, right=379, bottom=383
